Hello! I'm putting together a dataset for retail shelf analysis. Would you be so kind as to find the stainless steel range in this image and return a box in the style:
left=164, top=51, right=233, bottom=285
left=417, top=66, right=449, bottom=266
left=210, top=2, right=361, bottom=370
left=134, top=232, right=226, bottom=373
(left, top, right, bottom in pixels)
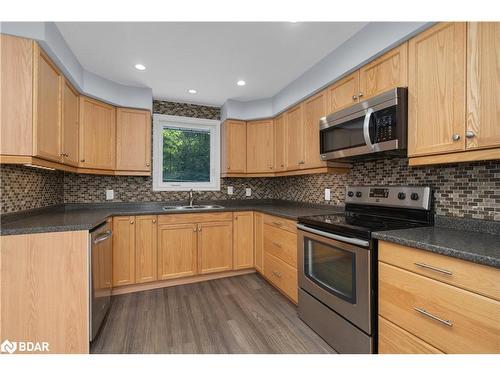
left=297, top=186, right=433, bottom=353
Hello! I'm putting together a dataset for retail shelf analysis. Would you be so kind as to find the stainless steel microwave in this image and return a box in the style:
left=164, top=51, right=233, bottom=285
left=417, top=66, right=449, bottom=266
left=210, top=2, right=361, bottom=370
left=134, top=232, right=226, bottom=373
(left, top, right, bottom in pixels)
left=319, top=87, right=407, bottom=161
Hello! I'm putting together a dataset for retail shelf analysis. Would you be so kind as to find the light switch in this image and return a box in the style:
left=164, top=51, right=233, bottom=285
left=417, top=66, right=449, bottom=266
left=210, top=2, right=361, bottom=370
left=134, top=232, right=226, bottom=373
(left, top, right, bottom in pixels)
left=227, top=186, right=234, bottom=195
left=324, top=188, right=331, bottom=201
left=245, top=188, right=252, bottom=197
left=106, top=189, right=114, bottom=200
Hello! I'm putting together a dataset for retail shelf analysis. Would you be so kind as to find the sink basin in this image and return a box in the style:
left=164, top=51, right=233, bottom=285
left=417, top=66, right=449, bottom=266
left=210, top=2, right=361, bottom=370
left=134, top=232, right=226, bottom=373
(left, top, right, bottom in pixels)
left=162, top=204, right=225, bottom=211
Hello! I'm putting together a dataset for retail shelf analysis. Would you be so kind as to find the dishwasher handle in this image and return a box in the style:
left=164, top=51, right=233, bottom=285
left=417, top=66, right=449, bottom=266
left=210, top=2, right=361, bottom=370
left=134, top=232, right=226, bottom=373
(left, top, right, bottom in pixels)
left=93, top=230, right=112, bottom=244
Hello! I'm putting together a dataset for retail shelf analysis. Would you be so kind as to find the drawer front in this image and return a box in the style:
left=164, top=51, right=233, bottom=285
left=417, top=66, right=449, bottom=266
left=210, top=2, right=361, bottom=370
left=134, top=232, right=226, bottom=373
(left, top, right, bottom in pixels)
left=379, top=262, right=500, bottom=353
left=379, top=241, right=500, bottom=301
left=379, top=316, right=443, bottom=354
left=263, top=214, right=297, bottom=234
left=264, top=252, right=298, bottom=303
left=158, top=212, right=232, bottom=224
left=263, top=223, right=297, bottom=267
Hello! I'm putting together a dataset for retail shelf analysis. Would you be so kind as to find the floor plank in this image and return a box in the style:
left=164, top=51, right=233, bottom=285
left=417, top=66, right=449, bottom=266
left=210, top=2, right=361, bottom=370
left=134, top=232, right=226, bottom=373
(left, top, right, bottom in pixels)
left=91, top=273, right=335, bottom=354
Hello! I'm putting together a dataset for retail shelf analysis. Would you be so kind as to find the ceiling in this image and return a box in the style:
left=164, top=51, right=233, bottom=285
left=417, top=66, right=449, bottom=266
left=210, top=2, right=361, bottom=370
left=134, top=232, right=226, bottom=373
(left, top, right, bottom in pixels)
left=56, top=22, right=367, bottom=106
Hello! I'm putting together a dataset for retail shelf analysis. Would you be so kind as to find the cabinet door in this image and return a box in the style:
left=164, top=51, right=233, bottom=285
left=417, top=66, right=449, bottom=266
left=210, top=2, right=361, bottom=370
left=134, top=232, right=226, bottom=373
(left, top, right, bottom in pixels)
left=303, top=90, right=327, bottom=169
left=116, top=108, right=151, bottom=171
left=198, top=221, right=233, bottom=274
left=285, top=104, right=305, bottom=170
left=33, top=45, right=62, bottom=162
left=112, top=216, right=136, bottom=286
left=79, top=96, right=116, bottom=170
left=359, top=42, right=408, bottom=100
left=135, top=215, right=157, bottom=284
left=326, top=71, right=359, bottom=113
left=246, top=119, right=274, bottom=173
left=254, top=212, right=264, bottom=274
left=408, top=22, right=466, bottom=157
left=233, top=212, right=254, bottom=269
left=157, top=223, right=198, bottom=280
left=467, top=22, right=500, bottom=150
left=221, top=120, right=246, bottom=173
left=61, top=79, right=79, bottom=166
left=274, top=115, right=285, bottom=172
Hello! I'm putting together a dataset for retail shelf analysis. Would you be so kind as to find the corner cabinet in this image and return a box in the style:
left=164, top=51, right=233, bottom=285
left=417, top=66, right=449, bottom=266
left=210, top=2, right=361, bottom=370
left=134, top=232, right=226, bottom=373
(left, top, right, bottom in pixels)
left=233, top=212, right=254, bottom=269
left=61, top=79, right=80, bottom=166
left=246, top=120, right=274, bottom=173
left=221, top=119, right=246, bottom=175
left=285, top=104, right=305, bottom=170
left=112, top=216, right=136, bottom=287
left=274, top=115, right=286, bottom=172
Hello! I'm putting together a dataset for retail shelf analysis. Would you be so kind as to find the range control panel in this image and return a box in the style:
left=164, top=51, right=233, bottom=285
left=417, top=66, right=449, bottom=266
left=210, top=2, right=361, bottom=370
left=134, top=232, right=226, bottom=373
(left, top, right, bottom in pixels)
left=345, top=186, right=432, bottom=210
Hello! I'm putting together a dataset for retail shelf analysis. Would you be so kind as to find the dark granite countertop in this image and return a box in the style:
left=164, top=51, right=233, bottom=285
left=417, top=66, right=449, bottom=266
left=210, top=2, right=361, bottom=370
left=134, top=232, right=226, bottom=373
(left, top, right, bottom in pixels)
left=0, top=199, right=343, bottom=236
left=373, top=222, right=500, bottom=268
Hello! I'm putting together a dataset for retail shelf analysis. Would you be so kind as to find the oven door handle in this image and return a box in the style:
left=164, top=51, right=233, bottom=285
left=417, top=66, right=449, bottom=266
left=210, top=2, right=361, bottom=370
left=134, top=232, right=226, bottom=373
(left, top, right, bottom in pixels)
left=363, top=107, right=374, bottom=149
left=297, top=224, right=370, bottom=247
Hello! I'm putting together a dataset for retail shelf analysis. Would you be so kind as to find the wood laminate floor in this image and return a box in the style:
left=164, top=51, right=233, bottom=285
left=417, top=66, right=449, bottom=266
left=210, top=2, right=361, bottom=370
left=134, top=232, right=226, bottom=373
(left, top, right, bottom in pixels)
left=91, top=273, right=335, bottom=354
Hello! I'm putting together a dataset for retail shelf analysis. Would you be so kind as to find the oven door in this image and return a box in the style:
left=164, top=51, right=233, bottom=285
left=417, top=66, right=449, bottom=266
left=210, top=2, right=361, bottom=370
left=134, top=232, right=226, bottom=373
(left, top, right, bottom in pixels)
left=297, top=224, right=372, bottom=334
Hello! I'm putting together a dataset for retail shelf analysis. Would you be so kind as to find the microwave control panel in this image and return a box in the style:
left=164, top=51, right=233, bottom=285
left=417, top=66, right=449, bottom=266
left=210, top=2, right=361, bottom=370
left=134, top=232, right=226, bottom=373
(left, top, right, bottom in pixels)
left=374, top=107, right=397, bottom=143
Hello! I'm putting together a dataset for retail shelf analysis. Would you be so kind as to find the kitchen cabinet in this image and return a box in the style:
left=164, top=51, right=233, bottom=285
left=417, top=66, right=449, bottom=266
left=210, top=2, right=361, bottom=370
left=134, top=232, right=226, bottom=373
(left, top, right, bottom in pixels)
left=263, top=252, right=298, bottom=303
left=116, top=107, right=151, bottom=173
left=466, top=22, right=500, bottom=150
left=233, top=211, right=254, bottom=269
left=61, top=79, right=80, bottom=166
left=157, top=222, right=198, bottom=280
left=198, top=221, right=233, bottom=274
left=408, top=22, right=467, bottom=157
left=273, top=115, right=286, bottom=172
left=303, top=90, right=328, bottom=169
left=112, top=216, right=136, bottom=286
left=254, top=212, right=264, bottom=274
left=359, top=42, right=408, bottom=100
left=33, top=44, right=63, bottom=163
left=285, top=104, right=305, bottom=170
left=246, top=120, right=274, bottom=173
left=79, top=96, right=116, bottom=170
left=326, top=71, right=360, bottom=113
left=221, top=120, right=246, bottom=175
left=135, top=215, right=157, bottom=284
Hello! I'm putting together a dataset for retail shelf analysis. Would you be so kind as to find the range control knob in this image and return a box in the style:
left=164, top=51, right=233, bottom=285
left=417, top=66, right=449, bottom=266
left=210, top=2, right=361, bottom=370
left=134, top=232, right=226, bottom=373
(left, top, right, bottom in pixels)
left=410, top=193, right=419, bottom=201
left=356, top=191, right=362, bottom=198
left=397, top=192, right=406, bottom=200
left=347, top=191, right=354, bottom=197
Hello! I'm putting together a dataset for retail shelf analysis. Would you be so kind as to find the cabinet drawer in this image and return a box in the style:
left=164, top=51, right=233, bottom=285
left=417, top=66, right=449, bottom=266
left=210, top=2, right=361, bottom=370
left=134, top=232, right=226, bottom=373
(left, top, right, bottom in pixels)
left=379, top=241, right=500, bottom=301
left=264, top=252, right=298, bottom=303
left=378, top=316, right=443, bottom=354
left=263, top=214, right=297, bottom=234
left=158, top=212, right=232, bottom=224
left=263, top=223, right=297, bottom=267
left=379, top=262, right=500, bottom=353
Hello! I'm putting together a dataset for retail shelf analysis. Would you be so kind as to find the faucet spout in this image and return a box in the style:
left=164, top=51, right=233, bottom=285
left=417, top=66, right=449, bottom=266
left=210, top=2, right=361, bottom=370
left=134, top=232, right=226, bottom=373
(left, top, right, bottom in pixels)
left=189, top=189, right=194, bottom=207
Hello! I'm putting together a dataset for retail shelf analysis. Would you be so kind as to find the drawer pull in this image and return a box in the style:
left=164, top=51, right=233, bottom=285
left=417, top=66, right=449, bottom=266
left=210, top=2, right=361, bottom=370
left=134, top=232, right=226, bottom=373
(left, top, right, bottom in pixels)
left=272, top=241, right=282, bottom=248
left=272, top=221, right=283, bottom=227
left=272, top=271, right=282, bottom=278
left=414, top=307, right=453, bottom=327
left=414, top=262, right=452, bottom=275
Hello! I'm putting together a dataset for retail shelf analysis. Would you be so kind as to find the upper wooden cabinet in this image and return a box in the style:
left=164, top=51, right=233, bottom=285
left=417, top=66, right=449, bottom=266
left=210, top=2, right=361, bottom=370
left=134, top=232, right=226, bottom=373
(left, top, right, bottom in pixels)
left=303, top=90, right=328, bottom=169
left=466, top=22, right=500, bottom=150
left=359, top=42, right=408, bottom=100
left=273, top=115, right=286, bottom=172
left=285, top=104, right=305, bottom=170
left=116, top=108, right=151, bottom=172
left=79, top=96, right=116, bottom=170
left=246, top=119, right=274, bottom=173
left=221, top=120, right=246, bottom=174
left=33, top=44, right=63, bottom=163
left=61, top=79, right=80, bottom=166
left=408, top=22, right=467, bottom=157
left=233, top=212, right=254, bottom=270
left=326, top=71, right=360, bottom=113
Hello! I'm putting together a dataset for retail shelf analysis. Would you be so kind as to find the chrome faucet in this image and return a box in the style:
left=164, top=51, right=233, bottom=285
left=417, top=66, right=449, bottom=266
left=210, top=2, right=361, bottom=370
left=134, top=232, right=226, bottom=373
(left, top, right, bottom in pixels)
left=188, top=189, right=195, bottom=207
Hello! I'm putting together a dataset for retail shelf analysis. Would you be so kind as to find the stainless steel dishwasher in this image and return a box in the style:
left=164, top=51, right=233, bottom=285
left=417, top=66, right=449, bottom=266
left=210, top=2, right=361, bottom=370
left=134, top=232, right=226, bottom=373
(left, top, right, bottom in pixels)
left=90, top=220, right=113, bottom=342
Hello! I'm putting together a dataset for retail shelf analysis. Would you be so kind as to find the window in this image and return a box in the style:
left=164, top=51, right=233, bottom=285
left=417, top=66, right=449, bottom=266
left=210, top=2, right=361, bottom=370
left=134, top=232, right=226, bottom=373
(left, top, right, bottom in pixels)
left=153, top=114, right=220, bottom=191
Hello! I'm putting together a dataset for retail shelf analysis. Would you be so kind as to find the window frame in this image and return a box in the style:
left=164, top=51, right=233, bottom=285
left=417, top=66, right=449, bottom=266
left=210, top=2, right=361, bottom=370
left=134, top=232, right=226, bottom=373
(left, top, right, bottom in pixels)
left=152, top=114, right=221, bottom=191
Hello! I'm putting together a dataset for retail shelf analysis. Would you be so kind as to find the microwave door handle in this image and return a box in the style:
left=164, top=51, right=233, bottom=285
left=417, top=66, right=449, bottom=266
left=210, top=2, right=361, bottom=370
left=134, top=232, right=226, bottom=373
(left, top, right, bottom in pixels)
left=363, top=108, right=374, bottom=149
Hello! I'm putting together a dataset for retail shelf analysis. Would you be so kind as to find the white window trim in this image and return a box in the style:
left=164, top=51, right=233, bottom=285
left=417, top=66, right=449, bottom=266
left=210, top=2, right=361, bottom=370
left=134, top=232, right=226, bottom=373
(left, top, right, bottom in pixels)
left=152, top=114, right=221, bottom=191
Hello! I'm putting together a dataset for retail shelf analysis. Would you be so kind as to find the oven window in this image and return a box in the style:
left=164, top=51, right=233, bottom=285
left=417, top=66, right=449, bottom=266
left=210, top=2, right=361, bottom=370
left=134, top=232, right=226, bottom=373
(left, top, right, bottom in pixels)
left=304, top=238, right=356, bottom=303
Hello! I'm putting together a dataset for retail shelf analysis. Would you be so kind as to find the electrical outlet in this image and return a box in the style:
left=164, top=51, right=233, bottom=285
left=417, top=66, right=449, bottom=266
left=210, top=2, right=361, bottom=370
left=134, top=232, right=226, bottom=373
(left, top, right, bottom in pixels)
left=227, top=186, right=234, bottom=195
left=324, top=188, right=331, bottom=201
left=106, top=189, right=114, bottom=200
left=245, top=188, right=252, bottom=197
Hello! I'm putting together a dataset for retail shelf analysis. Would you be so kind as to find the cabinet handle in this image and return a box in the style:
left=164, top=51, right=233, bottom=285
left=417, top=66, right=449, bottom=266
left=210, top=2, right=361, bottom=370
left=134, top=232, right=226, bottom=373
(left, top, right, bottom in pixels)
left=272, top=221, right=283, bottom=227
left=465, top=130, right=475, bottom=139
left=451, top=134, right=461, bottom=141
left=414, top=307, right=453, bottom=327
left=80, top=159, right=85, bottom=162
left=414, top=262, right=452, bottom=275
left=130, top=220, right=135, bottom=224
left=358, top=92, right=364, bottom=98
left=272, top=241, right=282, bottom=248
left=298, top=160, right=305, bottom=165
left=146, top=162, right=150, bottom=167
left=352, top=94, right=358, bottom=101
left=227, top=165, right=230, bottom=170
left=152, top=219, right=156, bottom=223
left=272, top=271, right=282, bottom=278
left=193, top=227, right=197, bottom=232
left=269, top=166, right=273, bottom=170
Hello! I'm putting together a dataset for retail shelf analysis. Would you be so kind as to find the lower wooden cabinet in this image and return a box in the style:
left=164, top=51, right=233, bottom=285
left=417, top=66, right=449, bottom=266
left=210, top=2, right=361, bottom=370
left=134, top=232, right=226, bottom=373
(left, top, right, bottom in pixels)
left=233, top=211, right=254, bottom=269
left=135, top=215, right=158, bottom=284
left=254, top=212, right=264, bottom=273
left=112, top=216, right=136, bottom=286
left=263, top=252, right=298, bottom=303
left=198, top=221, right=233, bottom=274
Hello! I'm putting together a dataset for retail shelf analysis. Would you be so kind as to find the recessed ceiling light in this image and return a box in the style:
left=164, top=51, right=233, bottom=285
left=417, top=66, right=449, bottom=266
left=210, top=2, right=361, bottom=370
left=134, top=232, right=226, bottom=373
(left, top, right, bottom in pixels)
left=237, top=80, right=246, bottom=86
left=188, top=89, right=197, bottom=94
left=134, top=64, right=146, bottom=71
